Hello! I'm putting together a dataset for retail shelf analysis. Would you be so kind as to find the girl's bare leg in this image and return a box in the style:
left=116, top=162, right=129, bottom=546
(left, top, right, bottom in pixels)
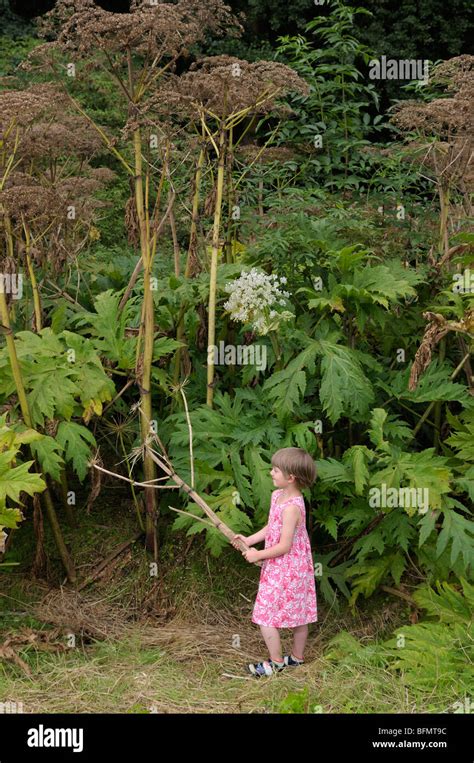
left=259, top=625, right=283, bottom=662
left=291, top=624, right=308, bottom=660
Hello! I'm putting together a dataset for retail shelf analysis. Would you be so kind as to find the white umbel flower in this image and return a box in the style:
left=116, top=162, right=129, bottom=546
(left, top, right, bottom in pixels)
left=223, top=268, right=293, bottom=335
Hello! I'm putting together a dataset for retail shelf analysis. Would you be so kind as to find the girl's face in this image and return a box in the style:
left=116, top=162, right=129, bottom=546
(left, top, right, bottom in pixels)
left=270, top=465, right=293, bottom=488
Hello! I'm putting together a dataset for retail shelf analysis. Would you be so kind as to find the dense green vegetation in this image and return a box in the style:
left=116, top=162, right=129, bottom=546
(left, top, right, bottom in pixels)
left=0, top=0, right=472, bottom=710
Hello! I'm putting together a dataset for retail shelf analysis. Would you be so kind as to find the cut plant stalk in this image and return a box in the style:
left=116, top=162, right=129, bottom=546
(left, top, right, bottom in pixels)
left=91, top=452, right=261, bottom=566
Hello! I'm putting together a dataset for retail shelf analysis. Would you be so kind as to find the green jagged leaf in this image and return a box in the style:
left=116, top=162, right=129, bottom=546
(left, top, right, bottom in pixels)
left=315, top=458, right=352, bottom=484
left=0, top=420, right=43, bottom=448
left=347, top=554, right=397, bottom=606
left=436, top=510, right=474, bottom=570
left=283, top=421, right=317, bottom=452
left=367, top=408, right=390, bottom=453
left=0, top=451, right=46, bottom=504
left=413, top=578, right=474, bottom=625
left=0, top=328, right=115, bottom=428
left=350, top=263, right=418, bottom=308
left=343, top=445, right=372, bottom=494
left=389, top=552, right=406, bottom=585
left=30, top=436, right=64, bottom=482
left=318, top=516, right=338, bottom=540
left=264, top=368, right=306, bottom=417
left=455, top=465, right=474, bottom=502
left=446, top=410, right=474, bottom=462
left=0, top=505, right=24, bottom=530
left=62, top=331, right=115, bottom=416
left=263, top=343, right=319, bottom=417
left=56, top=421, right=96, bottom=481
left=418, top=510, right=437, bottom=547
left=369, top=448, right=452, bottom=510
left=27, top=366, right=77, bottom=425
left=229, top=449, right=254, bottom=507
left=335, top=244, right=370, bottom=273
left=316, top=338, right=374, bottom=423
left=199, top=486, right=254, bottom=557
left=73, top=289, right=137, bottom=370
left=152, top=337, right=183, bottom=360
left=315, top=551, right=352, bottom=608
left=382, top=360, right=471, bottom=404
left=324, top=631, right=385, bottom=667
left=353, top=528, right=385, bottom=560
left=384, top=621, right=473, bottom=692
left=244, top=444, right=273, bottom=521
left=382, top=509, right=415, bottom=553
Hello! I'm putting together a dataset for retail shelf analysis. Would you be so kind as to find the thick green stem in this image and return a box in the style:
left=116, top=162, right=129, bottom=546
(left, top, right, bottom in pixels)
left=42, top=480, right=77, bottom=584
left=438, top=185, right=450, bottom=258
left=0, top=291, right=32, bottom=425
left=23, top=226, right=42, bottom=332
left=0, top=289, right=76, bottom=583
left=224, top=124, right=235, bottom=265
left=133, top=126, right=158, bottom=558
left=206, top=127, right=227, bottom=407
left=185, top=143, right=206, bottom=279
left=433, top=338, right=446, bottom=451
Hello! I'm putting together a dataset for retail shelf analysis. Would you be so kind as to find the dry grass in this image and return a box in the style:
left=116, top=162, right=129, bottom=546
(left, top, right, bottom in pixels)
left=0, top=571, right=420, bottom=714
left=0, top=498, right=425, bottom=714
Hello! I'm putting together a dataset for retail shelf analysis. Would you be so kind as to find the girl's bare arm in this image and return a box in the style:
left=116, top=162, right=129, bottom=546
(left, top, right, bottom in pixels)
left=246, top=524, right=268, bottom=546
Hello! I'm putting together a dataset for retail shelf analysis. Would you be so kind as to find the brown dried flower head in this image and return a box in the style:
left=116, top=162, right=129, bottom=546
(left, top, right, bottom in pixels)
left=33, top=0, right=243, bottom=67
left=390, top=56, right=473, bottom=189
left=149, top=55, right=310, bottom=121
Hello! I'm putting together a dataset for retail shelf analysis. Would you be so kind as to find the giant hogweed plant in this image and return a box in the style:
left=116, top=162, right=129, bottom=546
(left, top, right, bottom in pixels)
left=25, top=0, right=245, bottom=556
left=150, top=55, right=309, bottom=405
left=160, top=237, right=472, bottom=604
left=164, top=386, right=473, bottom=606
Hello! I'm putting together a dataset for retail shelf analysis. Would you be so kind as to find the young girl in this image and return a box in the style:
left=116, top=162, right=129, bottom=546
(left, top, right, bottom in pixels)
left=232, top=447, right=318, bottom=677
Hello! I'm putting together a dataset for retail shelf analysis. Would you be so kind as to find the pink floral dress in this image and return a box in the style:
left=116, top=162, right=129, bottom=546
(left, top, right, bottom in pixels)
left=252, top=489, right=318, bottom=628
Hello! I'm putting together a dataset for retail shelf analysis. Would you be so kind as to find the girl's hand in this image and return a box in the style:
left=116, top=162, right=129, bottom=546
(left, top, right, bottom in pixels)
left=231, top=534, right=249, bottom=549
left=243, top=548, right=260, bottom=564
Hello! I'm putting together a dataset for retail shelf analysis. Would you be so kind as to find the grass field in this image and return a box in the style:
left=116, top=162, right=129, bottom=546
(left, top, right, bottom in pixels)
left=0, top=492, right=461, bottom=714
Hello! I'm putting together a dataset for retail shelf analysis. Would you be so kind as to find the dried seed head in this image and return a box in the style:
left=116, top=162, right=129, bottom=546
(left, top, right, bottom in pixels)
left=33, top=0, right=243, bottom=66
left=390, top=56, right=473, bottom=188
left=0, top=83, right=67, bottom=136
left=235, top=144, right=301, bottom=164
left=149, top=56, right=309, bottom=120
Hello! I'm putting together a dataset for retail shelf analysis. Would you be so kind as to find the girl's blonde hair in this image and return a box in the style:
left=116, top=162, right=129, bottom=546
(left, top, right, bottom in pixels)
left=271, top=447, right=317, bottom=490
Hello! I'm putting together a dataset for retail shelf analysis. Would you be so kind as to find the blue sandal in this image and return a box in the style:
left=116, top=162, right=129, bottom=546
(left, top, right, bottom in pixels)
left=283, top=654, right=304, bottom=666
left=248, top=659, right=285, bottom=677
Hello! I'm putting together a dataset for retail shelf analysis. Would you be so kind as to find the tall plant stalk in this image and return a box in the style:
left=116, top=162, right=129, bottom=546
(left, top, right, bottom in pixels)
left=132, top=119, right=159, bottom=557
left=206, top=126, right=227, bottom=406
left=0, top=260, right=76, bottom=583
